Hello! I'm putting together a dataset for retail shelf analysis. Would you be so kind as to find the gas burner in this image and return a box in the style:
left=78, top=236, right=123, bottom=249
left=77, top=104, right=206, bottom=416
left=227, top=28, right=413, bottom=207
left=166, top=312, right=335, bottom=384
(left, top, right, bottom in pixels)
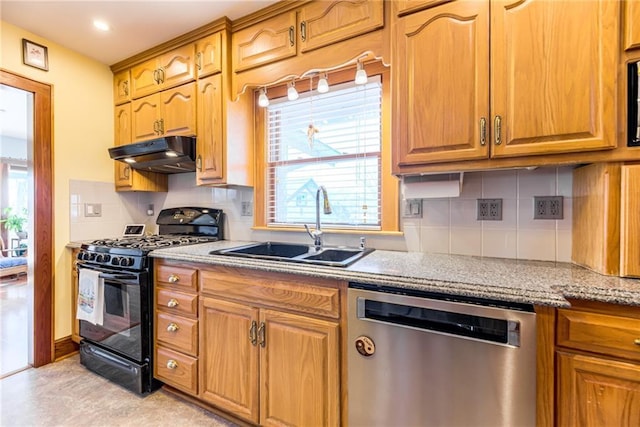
left=89, top=234, right=217, bottom=251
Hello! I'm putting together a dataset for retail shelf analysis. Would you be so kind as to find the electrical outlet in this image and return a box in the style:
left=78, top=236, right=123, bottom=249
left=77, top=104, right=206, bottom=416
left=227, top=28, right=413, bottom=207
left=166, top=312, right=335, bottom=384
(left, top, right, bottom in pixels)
left=84, top=203, right=102, bottom=217
left=403, top=199, right=422, bottom=218
left=477, top=198, right=502, bottom=220
left=241, top=201, right=253, bottom=216
left=534, top=196, right=564, bottom=219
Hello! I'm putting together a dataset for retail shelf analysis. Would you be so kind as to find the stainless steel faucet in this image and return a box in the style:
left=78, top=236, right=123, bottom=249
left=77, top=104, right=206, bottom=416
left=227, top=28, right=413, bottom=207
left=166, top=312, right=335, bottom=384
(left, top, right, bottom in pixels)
left=304, top=186, right=332, bottom=250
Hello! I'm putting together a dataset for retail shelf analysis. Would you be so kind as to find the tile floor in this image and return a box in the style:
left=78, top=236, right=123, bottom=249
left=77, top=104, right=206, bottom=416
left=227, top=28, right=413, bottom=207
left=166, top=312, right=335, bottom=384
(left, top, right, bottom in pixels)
left=0, top=355, right=239, bottom=426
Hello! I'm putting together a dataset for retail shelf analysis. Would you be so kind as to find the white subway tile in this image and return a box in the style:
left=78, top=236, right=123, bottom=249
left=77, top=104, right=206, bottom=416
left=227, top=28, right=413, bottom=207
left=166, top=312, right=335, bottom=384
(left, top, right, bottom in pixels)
left=422, top=199, right=450, bottom=227
left=482, top=229, right=517, bottom=259
left=460, top=172, right=482, bottom=199
left=518, top=167, right=556, bottom=198
left=482, top=170, right=517, bottom=199
left=450, top=199, right=480, bottom=227
left=451, top=227, right=482, bottom=256
left=403, top=224, right=422, bottom=252
left=517, top=229, right=556, bottom=261
left=556, top=230, right=572, bottom=263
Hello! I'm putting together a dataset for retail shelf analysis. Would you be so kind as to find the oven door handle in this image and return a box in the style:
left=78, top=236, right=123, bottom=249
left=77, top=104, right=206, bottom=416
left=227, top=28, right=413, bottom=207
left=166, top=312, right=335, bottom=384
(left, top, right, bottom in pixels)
left=98, top=273, right=139, bottom=281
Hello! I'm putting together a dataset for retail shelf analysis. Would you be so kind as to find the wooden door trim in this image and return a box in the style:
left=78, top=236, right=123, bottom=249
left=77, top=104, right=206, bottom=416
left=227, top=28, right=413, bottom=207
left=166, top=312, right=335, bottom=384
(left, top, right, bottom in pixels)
left=0, top=69, right=54, bottom=367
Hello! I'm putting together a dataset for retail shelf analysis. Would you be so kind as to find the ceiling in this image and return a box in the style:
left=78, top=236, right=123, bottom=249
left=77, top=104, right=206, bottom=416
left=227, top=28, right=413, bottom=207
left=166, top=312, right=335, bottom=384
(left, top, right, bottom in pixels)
left=0, top=0, right=280, bottom=144
left=1, top=0, right=280, bottom=66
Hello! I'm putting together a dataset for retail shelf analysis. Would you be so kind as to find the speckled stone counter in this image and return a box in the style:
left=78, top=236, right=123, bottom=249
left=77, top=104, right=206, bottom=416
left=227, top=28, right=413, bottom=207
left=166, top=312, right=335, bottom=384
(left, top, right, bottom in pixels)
left=150, top=241, right=640, bottom=308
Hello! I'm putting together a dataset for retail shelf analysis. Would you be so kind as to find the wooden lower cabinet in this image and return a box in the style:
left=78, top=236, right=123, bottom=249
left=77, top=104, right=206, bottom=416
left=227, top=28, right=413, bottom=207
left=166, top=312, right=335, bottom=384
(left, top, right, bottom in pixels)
left=199, top=297, right=340, bottom=426
left=154, top=260, right=343, bottom=426
left=555, top=300, right=640, bottom=427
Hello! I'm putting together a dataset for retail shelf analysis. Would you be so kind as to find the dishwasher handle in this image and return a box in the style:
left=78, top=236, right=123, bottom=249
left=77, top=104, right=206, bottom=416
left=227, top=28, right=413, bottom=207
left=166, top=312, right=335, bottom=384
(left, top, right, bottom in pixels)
left=358, top=298, right=521, bottom=347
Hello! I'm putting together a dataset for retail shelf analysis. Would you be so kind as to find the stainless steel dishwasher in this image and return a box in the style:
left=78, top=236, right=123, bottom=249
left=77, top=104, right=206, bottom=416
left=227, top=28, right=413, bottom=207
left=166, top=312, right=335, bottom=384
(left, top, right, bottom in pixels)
left=348, top=283, right=536, bottom=427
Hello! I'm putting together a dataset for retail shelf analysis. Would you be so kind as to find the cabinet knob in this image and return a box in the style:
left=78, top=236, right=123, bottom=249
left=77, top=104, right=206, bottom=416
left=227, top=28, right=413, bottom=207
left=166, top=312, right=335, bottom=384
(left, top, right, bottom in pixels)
left=196, top=155, right=202, bottom=172
left=166, top=359, right=178, bottom=369
left=166, top=322, right=179, bottom=332
left=167, top=299, right=179, bottom=308
left=123, top=166, right=130, bottom=179
left=634, top=338, right=640, bottom=346
left=168, top=274, right=180, bottom=283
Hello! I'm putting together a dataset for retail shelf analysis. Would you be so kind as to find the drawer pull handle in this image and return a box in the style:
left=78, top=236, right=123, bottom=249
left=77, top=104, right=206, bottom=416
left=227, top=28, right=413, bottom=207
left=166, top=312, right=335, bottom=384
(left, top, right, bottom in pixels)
left=634, top=338, right=640, bottom=346
left=167, top=359, right=178, bottom=370
left=168, top=274, right=179, bottom=283
left=167, top=299, right=179, bottom=308
left=480, top=117, right=487, bottom=146
left=494, top=115, right=502, bottom=145
left=167, top=323, right=179, bottom=332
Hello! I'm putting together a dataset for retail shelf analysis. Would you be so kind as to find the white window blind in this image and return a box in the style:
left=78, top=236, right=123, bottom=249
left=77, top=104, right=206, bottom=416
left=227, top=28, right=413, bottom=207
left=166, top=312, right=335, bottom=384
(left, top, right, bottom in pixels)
left=266, top=76, right=382, bottom=229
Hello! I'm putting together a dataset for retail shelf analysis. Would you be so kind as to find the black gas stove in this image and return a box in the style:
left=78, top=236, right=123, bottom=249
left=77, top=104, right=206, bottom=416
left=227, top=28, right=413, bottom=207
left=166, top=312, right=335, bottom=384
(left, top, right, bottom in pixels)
left=77, top=207, right=223, bottom=395
left=78, top=207, right=223, bottom=271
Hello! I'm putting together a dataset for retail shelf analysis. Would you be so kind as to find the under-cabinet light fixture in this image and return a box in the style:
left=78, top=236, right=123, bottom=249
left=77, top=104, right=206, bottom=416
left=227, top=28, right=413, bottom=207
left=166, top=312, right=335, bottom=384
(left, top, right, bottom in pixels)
left=287, top=81, right=299, bottom=101
left=258, top=88, right=270, bottom=107
left=355, top=61, right=367, bottom=85
left=317, top=73, right=329, bottom=93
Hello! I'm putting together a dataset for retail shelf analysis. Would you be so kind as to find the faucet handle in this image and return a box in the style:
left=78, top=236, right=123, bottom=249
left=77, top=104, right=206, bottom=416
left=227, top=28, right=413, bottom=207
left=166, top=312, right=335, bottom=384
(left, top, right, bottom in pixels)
left=304, top=224, right=315, bottom=238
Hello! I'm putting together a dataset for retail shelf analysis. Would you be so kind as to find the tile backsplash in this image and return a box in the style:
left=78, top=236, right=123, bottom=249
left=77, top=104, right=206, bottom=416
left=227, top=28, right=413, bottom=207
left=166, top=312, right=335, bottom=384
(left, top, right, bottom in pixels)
left=70, top=166, right=573, bottom=262
left=402, top=166, right=573, bottom=262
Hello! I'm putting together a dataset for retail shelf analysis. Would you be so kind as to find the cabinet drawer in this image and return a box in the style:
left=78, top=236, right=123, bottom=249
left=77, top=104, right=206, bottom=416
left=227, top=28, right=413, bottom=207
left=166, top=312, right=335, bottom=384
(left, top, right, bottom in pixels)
left=156, top=312, right=198, bottom=355
left=155, top=346, right=197, bottom=394
left=200, top=266, right=340, bottom=319
left=156, top=263, right=198, bottom=292
left=557, top=308, right=640, bottom=362
left=156, top=288, right=197, bottom=317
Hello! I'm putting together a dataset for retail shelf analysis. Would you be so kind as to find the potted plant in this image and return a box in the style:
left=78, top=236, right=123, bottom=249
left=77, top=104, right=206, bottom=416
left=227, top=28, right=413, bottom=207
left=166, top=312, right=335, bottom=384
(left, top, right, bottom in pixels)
left=1, top=207, right=28, bottom=239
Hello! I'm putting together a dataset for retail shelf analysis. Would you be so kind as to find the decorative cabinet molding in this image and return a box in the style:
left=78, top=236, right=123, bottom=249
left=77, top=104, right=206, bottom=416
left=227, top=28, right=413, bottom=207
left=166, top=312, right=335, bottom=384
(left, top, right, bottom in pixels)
left=393, top=0, right=619, bottom=174
left=624, top=0, right=640, bottom=51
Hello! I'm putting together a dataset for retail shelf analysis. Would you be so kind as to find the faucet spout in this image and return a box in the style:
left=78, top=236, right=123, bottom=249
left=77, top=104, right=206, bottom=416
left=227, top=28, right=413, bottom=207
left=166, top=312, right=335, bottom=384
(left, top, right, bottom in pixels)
left=305, top=186, right=331, bottom=250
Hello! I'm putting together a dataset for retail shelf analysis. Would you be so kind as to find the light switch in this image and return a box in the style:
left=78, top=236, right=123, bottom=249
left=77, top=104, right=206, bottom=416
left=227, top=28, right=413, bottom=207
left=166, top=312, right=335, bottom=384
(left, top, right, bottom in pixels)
left=84, top=203, right=102, bottom=217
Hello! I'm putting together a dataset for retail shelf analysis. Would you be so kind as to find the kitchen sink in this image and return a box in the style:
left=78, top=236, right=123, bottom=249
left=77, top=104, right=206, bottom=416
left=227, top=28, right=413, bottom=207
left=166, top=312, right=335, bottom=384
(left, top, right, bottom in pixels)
left=210, top=242, right=374, bottom=267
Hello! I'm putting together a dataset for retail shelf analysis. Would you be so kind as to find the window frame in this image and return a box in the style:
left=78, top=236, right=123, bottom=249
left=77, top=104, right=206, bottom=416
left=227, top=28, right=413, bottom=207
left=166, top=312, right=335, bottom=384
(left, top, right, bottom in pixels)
left=253, top=62, right=399, bottom=234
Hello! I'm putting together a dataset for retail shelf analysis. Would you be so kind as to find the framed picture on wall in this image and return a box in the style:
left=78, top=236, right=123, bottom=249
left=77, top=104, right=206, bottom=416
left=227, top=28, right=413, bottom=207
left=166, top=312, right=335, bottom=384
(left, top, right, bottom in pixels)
left=22, top=39, right=48, bottom=71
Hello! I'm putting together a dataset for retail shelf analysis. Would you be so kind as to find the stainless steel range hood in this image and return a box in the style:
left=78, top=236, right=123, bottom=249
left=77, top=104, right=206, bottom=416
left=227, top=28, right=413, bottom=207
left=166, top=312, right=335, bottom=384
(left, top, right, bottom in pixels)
left=108, top=136, right=196, bottom=174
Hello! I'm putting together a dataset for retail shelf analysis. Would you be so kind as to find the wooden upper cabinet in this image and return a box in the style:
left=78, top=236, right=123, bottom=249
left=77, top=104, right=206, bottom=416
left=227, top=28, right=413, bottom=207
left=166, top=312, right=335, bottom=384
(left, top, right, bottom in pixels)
left=131, top=82, right=196, bottom=142
left=620, top=165, right=640, bottom=278
left=232, top=0, right=384, bottom=73
left=196, top=32, right=223, bottom=78
left=624, top=0, right=640, bottom=51
left=196, top=74, right=224, bottom=183
left=114, top=103, right=133, bottom=188
left=298, top=0, right=384, bottom=54
left=232, top=12, right=297, bottom=72
left=393, top=0, right=619, bottom=172
left=130, top=44, right=196, bottom=99
left=394, top=1, right=490, bottom=166
left=490, top=0, right=618, bottom=158
left=161, top=83, right=197, bottom=137
left=113, top=70, right=130, bottom=105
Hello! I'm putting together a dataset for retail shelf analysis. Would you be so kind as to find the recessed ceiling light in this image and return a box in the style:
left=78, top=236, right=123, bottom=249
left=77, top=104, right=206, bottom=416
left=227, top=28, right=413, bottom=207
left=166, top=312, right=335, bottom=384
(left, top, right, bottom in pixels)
left=93, top=20, right=110, bottom=32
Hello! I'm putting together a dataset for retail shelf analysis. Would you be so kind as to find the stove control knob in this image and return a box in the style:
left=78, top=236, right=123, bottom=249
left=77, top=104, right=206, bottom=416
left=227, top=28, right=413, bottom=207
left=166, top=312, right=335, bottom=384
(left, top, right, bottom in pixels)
left=87, top=253, right=96, bottom=261
left=121, top=257, right=134, bottom=267
left=77, top=252, right=84, bottom=260
left=110, top=257, right=120, bottom=266
left=96, top=254, right=111, bottom=263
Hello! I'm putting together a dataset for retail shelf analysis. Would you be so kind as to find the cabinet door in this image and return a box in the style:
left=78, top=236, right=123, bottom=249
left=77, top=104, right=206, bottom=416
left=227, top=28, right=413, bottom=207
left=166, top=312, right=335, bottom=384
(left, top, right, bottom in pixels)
left=259, top=309, right=340, bottom=427
left=130, top=57, right=160, bottom=99
left=196, top=32, right=223, bottom=78
left=393, top=1, right=490, bottom=166
left=114, top=103, right=133, bottom=188
left=299, top=0, right=384, bottom=53
left=71, top=248, right=80, bottom=343
left=160, top=82, right=196, bottom=137
left=196, top=74, right=224, bottom=183
left=394, top=0, right=454, bottom=16
left=131, top=93, right=161, bottom=142
left=159, top=44, right=196, bottom=91
left=113, top=70, right=130, bottom=105
left=490, top=0, right=618, bottom=158
left=557, top=352, right=640, bottom=427
left=624, top=0, right=640, bottom=51
left=200, top=297, right=259, bottom=424
left=621, top=165, right=640, bottom=277
left=232, top=12, right=297, bottom=72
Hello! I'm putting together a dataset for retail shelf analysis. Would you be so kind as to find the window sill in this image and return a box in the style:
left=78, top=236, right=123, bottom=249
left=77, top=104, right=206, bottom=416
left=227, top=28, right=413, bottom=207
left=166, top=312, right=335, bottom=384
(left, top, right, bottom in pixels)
left=251, top=225, right=403, bottom=237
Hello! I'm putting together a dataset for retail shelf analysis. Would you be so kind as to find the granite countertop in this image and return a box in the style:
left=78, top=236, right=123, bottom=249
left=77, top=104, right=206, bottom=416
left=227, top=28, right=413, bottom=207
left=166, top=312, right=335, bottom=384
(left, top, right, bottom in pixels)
left=149, top=240, right=640, bottom=308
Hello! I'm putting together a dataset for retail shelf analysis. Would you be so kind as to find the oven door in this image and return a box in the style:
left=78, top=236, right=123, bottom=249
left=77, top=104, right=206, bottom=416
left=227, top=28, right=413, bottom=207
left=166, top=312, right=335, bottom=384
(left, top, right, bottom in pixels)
left=78, top=264, right=148, bottom=362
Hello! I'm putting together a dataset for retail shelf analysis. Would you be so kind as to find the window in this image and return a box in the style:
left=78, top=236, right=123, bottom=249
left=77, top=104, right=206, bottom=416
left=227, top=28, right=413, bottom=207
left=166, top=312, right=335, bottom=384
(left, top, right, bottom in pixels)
left=255, top=64, right=399, bottom=233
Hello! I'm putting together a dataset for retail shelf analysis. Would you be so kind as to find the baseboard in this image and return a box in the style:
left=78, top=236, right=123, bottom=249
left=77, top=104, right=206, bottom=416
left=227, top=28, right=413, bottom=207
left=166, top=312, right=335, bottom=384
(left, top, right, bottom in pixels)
left=54, top=336, right=79, bottom=361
